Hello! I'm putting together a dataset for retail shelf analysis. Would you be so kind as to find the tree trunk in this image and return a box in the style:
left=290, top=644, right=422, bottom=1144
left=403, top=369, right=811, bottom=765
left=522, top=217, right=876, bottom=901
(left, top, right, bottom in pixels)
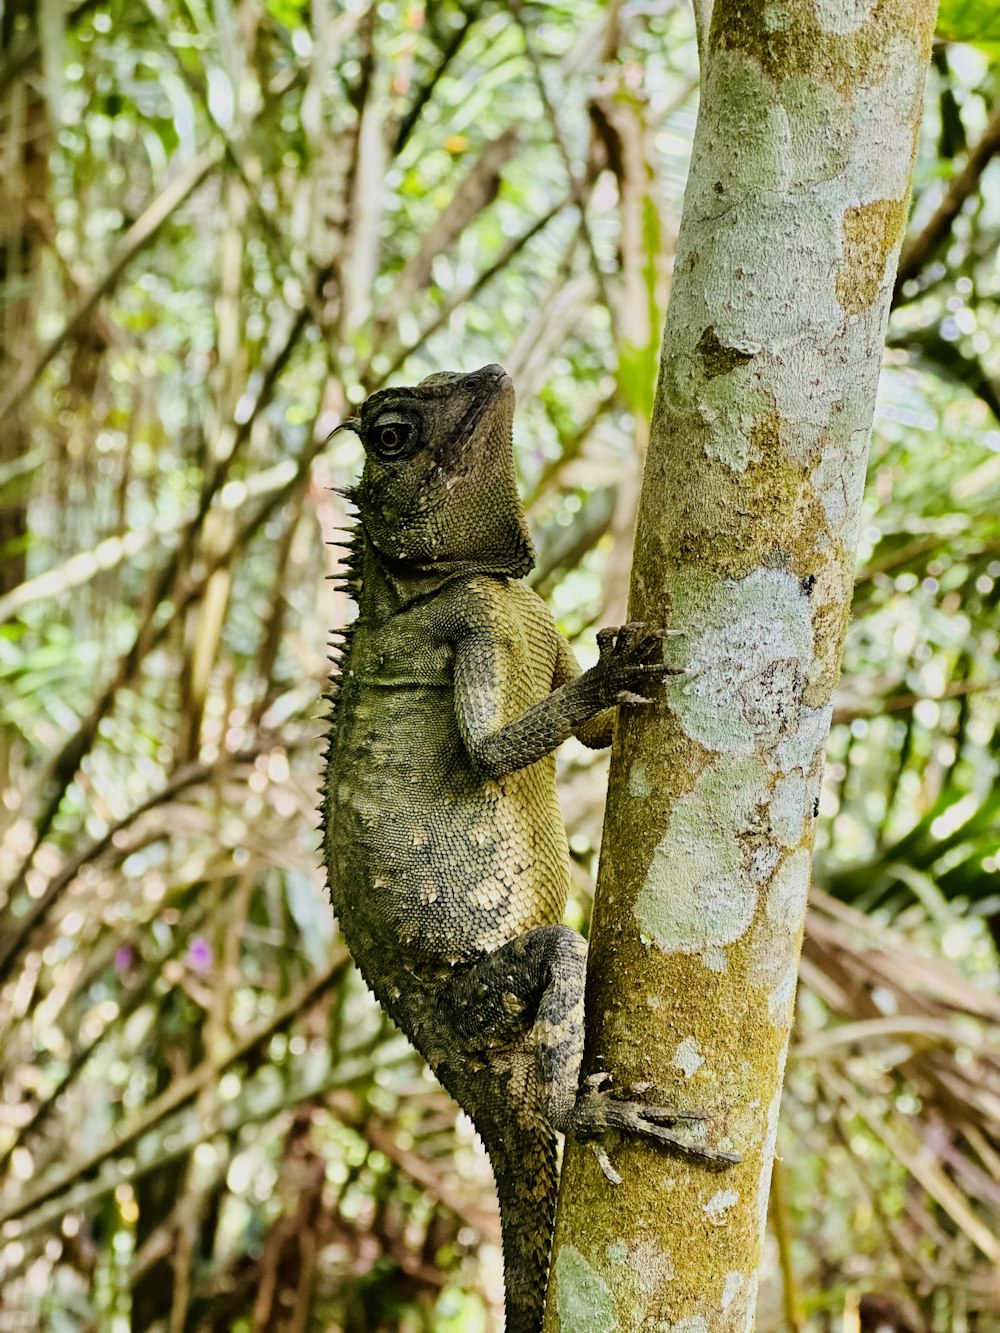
left=545, top=3, right=937, bottom=1329
left=0, top=16, right=50, bottom=792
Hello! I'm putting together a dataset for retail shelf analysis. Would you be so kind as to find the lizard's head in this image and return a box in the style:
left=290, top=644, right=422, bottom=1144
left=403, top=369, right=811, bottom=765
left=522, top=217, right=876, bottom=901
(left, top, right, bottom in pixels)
left=346, top=363, right=535, bottom=578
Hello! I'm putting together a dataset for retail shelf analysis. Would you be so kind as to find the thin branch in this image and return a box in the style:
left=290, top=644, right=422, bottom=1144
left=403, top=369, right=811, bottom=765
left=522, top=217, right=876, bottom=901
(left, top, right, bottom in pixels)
left=365, top=195, right=574, bottom=386
left=0, top=513, right=193, bottom=626
left=373, top=125, right=522, bottom=338
left=337, top=1101, right=501, bottom=1241
left=768, top=1157, right=805, bottom=1333
left=524, top=389, right=616, bottom=508
left=0, top=954, right=349, bottom=1227
left=894, top=94, right=1000, bottom=301
left=136, top=0, right=338, bottom=345
left=7, top=1054, right=391, bottom=1248
left=392, top=8, right=476, bottom=156
left=0, top=0, right=102, bottom=101
left=823, top=1068, right=999, bottom=1263
left=0, top=761, right=209, bottom=985
left=832, top=677, right=999, bottom=725
left=0, top=146, right=223, bottom=426
left=0, top=933, right=184, bottom=1173
left=855, top=532, right=975, bottom=587
left=507, top=0, right=616, bottom=323
left=889, top=326, right=1000, bottom=423
left=0, top=732, right=294, bottom=993
left=0, top=307, right=311, bottom=910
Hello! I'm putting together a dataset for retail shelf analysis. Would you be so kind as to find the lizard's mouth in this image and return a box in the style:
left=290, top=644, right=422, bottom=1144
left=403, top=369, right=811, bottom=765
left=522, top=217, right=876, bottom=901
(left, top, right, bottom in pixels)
left=448, top=365, right=513, bottom=455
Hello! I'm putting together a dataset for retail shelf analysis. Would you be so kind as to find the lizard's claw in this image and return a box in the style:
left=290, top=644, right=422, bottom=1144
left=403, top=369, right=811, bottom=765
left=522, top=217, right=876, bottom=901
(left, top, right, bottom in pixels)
left=591, top=1142, right=623, bottom=1185
left=592, top=621, right=685, bottom=709
left=624, top=1111, right=739, bottom=1164
left=571, top=1073, right=740, bottom=1178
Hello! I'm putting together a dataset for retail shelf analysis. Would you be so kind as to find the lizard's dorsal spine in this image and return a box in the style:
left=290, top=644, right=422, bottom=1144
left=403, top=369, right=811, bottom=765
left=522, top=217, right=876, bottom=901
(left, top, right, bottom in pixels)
left=319, top=491, right=364, bottom=831
left=321, top=489, right=364, bottom=711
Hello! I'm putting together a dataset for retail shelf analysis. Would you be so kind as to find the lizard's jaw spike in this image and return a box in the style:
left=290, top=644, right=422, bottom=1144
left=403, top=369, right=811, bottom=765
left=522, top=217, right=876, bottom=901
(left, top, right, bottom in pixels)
left=325, top=417, right=361, bottom=444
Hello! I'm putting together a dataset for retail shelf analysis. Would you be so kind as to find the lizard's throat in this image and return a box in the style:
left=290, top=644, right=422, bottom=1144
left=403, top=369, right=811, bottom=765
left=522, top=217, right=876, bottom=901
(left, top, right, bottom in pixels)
left=362, top=529, right=534, bottom=609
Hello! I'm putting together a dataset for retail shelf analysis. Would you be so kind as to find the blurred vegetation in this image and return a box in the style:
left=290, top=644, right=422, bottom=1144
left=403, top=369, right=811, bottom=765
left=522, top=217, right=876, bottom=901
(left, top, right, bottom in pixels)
left=0, top=1, right=998, bottom=1330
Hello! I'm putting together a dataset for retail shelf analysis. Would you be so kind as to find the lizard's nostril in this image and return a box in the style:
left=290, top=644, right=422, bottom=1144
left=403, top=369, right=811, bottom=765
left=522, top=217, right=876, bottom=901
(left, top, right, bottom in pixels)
left=475, top=363, right=509, bottom=382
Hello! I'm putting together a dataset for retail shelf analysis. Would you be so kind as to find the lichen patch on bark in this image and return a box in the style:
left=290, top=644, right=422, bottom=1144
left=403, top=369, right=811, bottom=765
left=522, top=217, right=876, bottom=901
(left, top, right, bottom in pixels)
left=674, top=1036, right=706, bottom=1077
left=668, top=569, right=813, bottom=753
left=552, top=1245, right=618, bottom=1332
left=635, top=755, right=770, bottom=960
left=813, top=0, right=876, bottom=34
left=774, top=702, right=833, bottom=774
left=747, top=849, right=811, bottom=1028
left=722, top=1271, right=746, bottom=1308
left=704, top=1188, right=741, bottom=1226
left=755, top=1050, right=788, bottom=1232
left=771, top=772, right=809, bottom=846
left=766, top=847, right=812, bottom=931
left=670, top=1316, right=710, bottom=1333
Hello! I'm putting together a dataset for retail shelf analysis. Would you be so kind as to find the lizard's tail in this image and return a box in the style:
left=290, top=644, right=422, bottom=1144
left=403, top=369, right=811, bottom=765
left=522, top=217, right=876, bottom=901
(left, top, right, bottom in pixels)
left=484, top=1118, right=560, bottom=1333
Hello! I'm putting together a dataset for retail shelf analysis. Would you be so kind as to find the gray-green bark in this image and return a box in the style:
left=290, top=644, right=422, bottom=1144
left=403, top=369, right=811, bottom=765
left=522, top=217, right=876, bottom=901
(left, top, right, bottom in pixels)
left=544, top=2, right=937, bottom=1329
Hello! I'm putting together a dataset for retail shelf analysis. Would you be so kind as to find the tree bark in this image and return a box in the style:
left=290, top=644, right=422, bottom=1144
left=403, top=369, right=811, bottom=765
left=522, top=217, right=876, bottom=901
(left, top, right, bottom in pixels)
left=545, top=3, right=937, bottom=1329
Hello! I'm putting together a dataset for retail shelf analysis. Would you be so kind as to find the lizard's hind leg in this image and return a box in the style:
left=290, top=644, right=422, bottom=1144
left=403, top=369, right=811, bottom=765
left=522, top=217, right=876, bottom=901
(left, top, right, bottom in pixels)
left=434, top=924, right=588, bottom=1333
left=430, top=925, right=737, bottom=1330
left=438, top=923, right=588, bottom=1132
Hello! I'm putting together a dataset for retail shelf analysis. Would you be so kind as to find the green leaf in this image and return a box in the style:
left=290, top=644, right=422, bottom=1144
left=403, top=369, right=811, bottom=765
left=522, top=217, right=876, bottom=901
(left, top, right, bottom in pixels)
left=937, top=0, right=1000, bottom=41
left=616, top=340, right=657, bottom=418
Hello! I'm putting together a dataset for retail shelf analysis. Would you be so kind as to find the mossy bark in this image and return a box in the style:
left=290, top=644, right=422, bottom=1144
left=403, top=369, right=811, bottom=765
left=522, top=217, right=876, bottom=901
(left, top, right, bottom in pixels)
left=544, top=3, right=937, bottom=1329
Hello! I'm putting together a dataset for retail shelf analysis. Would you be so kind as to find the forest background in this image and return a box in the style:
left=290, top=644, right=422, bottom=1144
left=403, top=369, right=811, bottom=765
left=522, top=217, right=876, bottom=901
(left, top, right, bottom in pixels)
left=1, top=1, right=999, bottom=1330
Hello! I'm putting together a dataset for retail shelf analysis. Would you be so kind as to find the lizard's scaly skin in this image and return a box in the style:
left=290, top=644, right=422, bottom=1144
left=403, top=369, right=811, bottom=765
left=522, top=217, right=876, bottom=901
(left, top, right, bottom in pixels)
left=321, top=365, right=729, bottom=1331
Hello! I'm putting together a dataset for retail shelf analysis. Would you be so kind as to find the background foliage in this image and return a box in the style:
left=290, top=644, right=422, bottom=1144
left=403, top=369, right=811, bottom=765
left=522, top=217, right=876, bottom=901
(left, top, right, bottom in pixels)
left=0, top=1, right=999, bottom=1330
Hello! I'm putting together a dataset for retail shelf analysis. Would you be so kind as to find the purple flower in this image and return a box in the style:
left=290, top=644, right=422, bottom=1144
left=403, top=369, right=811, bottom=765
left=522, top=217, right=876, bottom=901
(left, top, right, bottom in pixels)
left=187, top=935, right=213, bottom=973
left=114, top=945, right=134, bottom=973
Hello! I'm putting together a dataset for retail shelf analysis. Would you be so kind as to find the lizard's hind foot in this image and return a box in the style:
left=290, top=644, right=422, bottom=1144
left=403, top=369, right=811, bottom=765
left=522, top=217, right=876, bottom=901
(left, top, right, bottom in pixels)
left=570, top=1072, right=740, bottom=1183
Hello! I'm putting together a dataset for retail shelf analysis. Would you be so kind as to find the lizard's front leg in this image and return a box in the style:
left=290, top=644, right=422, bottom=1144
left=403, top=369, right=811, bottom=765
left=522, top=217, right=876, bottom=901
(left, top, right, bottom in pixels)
left=454, top=621, right=680, bottom=779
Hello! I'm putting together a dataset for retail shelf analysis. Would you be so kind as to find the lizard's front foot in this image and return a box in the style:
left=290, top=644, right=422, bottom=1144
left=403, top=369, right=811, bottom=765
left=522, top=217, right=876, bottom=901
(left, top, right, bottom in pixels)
left=570, top=1072, right=740, bottom=1184
left=592, top=622, right=685, bottom=708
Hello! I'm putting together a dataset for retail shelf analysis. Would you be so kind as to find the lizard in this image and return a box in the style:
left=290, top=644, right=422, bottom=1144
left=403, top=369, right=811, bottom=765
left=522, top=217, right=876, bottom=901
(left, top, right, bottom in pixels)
left=320, top=363, right=737, bottom=1333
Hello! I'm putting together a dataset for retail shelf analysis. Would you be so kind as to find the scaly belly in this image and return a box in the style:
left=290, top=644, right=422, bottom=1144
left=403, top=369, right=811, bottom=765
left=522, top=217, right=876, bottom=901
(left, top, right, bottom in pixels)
left=325, top=683, right=571, bottom=963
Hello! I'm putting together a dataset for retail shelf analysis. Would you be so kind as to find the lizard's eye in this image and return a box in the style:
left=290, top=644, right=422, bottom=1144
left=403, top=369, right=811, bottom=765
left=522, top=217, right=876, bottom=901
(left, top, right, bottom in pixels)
left=370, top=418, right=416, bottom=458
